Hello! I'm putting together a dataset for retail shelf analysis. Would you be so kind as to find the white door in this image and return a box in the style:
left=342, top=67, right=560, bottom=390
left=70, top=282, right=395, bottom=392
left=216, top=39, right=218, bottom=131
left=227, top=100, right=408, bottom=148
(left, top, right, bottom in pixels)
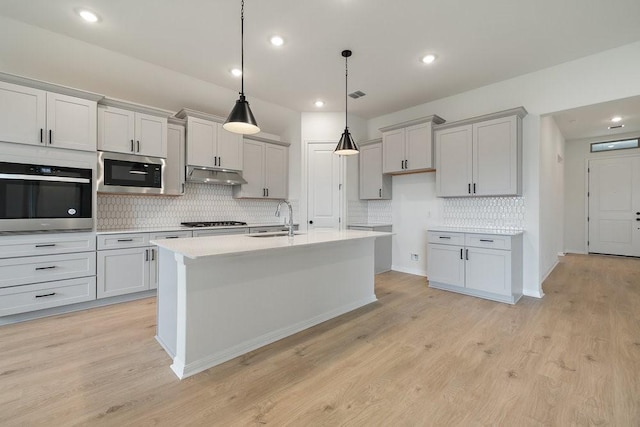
left=473, top=116, right=517, bottom=196
left=405, top=122, right=432, bottom=170
left=135, top=112, right=167, bottom=158
left=98, top=106, right=135, bottom=154
left=435, top=125, right=473, bottom=197
left=46, top=93, right=97, bottom=152
left=239, top=139, right=265, bottom=198
left=307, top=143, right=342, bottom=230
left=588, top=156, right=640, bottom=256
left=0, top=81, right=46, bottom=146
left=465, top=247, right=510, bottom=296
left=186, top=117, right=216, bottom=168
left=264, top=143, right=288, bottom=199
left=382, top=129, right=405, bottom=173
left=217, top=124, right=243, bottom=170
left=427, top=244, right=465, bottom=287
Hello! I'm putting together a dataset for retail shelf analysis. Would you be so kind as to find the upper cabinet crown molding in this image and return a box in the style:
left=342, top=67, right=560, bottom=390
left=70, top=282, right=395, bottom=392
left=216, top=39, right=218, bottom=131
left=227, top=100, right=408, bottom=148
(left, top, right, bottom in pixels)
left=175, top=108, right=225, bottom=123
left=379, top=115, right=446, bottom=133
left=0, top=71, right=103, bottom=102
left=357, top=137, right=382, bottom=147
left=244, top=135, right=290, bottom=147
left=99, top=97, right=173, bottom=118
left=433, top=107, right=528, bottom=131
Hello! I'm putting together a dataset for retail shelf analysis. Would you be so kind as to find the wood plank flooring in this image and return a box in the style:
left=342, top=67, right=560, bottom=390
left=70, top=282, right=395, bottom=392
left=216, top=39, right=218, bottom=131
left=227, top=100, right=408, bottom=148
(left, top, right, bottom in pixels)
left=0, top=254, right=639, bottom=426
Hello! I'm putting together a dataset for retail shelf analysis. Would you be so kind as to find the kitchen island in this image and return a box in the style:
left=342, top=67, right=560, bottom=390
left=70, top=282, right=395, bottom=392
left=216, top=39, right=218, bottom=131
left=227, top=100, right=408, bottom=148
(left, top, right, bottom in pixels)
left=152, top=229, right=389, bottom=379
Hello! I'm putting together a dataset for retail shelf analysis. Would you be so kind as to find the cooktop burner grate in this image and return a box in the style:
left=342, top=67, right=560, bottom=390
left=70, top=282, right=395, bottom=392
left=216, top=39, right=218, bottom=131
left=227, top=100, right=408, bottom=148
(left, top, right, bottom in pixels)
left=181, top=221, right=248, bottom=228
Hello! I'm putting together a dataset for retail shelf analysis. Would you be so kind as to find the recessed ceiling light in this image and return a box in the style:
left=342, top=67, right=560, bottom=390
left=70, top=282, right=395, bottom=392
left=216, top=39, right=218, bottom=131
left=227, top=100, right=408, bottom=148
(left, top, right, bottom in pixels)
left=611, top=116, right=622, bottom=123
left=230, top=68, right=242, bottom=77
left=270, top=36, right=284, bottom=47
left=314, top=100, right=325, bottom=108
left=77, top=9, right=99, bottom=23
left=421, top=54, right=436, bottom=64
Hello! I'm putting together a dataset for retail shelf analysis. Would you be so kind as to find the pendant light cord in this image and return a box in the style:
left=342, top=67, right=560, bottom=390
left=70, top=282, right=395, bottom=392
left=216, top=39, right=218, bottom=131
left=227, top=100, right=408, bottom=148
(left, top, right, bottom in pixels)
left=241, top=0, right=245, bottom=96
left=344, top=54, right=348, bottom=129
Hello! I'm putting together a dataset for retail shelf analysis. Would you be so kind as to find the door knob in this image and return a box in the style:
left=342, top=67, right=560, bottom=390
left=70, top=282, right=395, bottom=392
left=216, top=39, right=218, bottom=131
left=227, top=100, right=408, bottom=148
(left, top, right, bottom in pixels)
left=309, top=220, right=314, bottom=225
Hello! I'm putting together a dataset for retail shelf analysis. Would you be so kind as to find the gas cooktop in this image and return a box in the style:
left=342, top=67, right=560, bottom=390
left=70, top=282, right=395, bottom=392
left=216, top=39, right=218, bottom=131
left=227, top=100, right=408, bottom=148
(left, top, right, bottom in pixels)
left=181, top=221, right=247, bottom=228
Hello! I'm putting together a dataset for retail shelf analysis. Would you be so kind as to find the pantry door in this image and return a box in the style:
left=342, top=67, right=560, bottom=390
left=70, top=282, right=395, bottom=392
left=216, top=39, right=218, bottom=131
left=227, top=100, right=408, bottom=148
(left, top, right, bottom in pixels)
left=307, top=142, right=342, bottom=230
left=588, top=155, right=640, bottom=257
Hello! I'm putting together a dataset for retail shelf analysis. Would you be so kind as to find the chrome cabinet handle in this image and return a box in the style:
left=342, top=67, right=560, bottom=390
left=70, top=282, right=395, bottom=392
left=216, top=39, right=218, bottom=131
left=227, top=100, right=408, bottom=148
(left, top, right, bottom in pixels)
left=35, top=266, right=57, bottom=271
left=35, top=292, right=56, bottom=298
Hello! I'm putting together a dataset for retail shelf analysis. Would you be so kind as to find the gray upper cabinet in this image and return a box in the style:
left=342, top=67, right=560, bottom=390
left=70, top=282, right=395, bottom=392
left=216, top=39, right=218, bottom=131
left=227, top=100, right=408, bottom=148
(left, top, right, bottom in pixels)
left=435, top=107, right=527, bottom=197
left=380, top=115, right=445, bottom=174
left=359, top=140, right=391, bottom=200
left=233, top=137, right=289, bottom=199
left=164, top=122, right=186, bottom=196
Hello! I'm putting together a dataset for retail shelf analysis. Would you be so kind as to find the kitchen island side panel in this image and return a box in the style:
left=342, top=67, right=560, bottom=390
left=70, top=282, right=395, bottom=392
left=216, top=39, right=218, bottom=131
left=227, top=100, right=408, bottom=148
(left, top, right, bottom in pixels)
left=162, top=238, right=376, bottom=379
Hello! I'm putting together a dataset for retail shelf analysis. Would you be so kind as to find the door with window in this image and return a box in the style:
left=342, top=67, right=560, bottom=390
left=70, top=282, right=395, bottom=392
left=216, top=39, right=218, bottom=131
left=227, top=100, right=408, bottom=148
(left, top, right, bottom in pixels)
left=588, top=155, right=640, bottom=256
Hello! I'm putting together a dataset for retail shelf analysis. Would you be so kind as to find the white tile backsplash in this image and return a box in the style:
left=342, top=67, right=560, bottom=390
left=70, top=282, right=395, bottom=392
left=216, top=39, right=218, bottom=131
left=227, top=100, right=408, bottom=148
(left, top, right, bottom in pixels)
left=97, top=183, right=298, bottom=230
left=368, top=200, right=393, bottom=224
left=442, top=196, right=525, bottom=229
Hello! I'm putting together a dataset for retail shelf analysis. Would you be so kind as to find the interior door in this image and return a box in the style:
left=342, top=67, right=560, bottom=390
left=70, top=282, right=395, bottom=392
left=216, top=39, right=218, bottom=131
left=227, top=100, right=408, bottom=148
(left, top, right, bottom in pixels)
left=588, top=156, right=640, bottom=256
left=307, top=143, right=341, bottom=230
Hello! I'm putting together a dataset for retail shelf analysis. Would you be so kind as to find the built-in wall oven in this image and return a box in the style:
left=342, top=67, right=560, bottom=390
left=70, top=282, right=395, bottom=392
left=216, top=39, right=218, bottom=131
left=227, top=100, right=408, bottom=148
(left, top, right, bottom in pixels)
left=0, top=161, right=93, bottom=233
left=97, top=151, right=164, bottom=195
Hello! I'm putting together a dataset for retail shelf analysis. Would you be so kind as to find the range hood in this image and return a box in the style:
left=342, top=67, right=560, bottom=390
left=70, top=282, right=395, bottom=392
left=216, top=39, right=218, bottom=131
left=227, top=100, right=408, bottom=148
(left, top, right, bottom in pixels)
left=186, top=165, right=247, bottom=186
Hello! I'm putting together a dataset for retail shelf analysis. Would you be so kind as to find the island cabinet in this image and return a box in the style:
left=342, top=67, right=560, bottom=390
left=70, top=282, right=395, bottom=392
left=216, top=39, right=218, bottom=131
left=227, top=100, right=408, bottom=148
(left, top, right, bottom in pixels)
left=177, top=109, right=243, bottom=171
left=359, top=140, right=391, bottom=200
left=0, top=80, right=98, bottom=152
left=427, top=229, right=523, bottom=304
left=233, top=137, right=288, bottom=199
left=97, top=102, right=169, bottom=158
left=434, top=107, right=527, bottom=197
left=380, top=115, right=445, bottom=174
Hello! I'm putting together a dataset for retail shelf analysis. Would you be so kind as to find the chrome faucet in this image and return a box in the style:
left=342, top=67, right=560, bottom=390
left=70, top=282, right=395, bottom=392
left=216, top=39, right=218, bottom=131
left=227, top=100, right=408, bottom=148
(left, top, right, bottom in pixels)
left=275, top=200, right=295, bottom=237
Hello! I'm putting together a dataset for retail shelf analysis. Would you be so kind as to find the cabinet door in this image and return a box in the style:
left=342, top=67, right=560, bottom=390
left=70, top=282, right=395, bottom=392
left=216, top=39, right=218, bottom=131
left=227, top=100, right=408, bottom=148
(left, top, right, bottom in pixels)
left=472, top=116, right=518, bottom=196
left=164, top=124, right=185, bottom=195
left=234, top=139, right=264, bottom=198
left=135, top=113, right=167, bottom=158
left=435, top=125, right=473, bottom=197
left=186, top=117, right=216, bottom=168
left=427, top=244, right=465, bottom=288
left=465, top=247, right=510, bottom=296
left=216, top=124, right=243, bottom=170
left=360, top=143, right=383, bottom=199
left=405, top=122, right=433, bottom=170
left=97, top=247, right=150, bottom=298
left=46, top=93, right=97, bottom=152
left=264, top=143, right=288, bottom=199
left=98, top=106, right=135, bottom=154
left=382, top=129, right=405, bottom=173
left=0, top=81, right=46, bottom=146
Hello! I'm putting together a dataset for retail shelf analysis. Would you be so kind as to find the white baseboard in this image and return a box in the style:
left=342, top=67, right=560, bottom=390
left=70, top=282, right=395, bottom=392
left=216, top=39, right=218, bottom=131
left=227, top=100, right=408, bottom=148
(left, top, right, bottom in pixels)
left=172, top=295, right=378, bottom=379
left=523, top=288, right=544, bottom=298
left=391, top=265, right=427, bottom=277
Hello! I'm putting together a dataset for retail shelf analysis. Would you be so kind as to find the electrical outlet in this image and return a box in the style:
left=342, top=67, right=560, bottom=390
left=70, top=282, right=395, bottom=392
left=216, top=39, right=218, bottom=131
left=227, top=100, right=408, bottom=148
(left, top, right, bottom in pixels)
left=411, top=253, right=419, bottom=261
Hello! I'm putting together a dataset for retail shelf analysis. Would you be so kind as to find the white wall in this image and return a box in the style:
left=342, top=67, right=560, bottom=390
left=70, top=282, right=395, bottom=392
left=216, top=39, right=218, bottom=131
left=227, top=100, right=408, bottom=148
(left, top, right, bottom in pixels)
left=539, top=116, right=565, bottom=281
left=564, top=131, right=640, bottom=253
left=366, top=40, right=640, bottom=297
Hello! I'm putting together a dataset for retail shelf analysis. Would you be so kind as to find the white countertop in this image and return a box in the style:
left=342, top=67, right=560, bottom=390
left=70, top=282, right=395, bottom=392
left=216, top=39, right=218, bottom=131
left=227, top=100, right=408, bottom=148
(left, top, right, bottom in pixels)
left=428, top=226, right=524, bottom=236
left=96, top=223, right=292, bottom=235
left=348, top=223, right=392, bottom=228
left=152, top=229, right=391, bottom=259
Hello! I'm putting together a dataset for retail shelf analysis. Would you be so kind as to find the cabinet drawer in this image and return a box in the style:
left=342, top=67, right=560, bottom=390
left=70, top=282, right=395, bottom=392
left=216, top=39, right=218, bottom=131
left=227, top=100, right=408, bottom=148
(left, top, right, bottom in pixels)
left=0, top=252, right=96, bottom=288
left=97, top=233, right=149, bottom=249
left=0, top=277, right=96, bottom=317
left=427, top=231, right=465, bottom=246
left=465, top=234, right=511, bottom=250
left=149, top=231, right=193, bottom=241
left=193, top=228, right=249, bottom=237
left=0, top=232, right=96, bottom=259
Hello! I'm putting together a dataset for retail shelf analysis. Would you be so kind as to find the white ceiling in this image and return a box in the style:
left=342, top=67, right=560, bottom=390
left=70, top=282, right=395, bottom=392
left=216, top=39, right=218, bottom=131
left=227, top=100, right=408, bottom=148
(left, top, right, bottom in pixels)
left=553, top=96, right=640, bottom=141
left=1, top=0, right=640, bottom=119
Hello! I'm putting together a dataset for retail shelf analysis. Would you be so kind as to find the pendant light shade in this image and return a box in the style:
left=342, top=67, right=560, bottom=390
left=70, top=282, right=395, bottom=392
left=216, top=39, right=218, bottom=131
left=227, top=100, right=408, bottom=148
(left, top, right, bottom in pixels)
left=334, top=49, right=359, bottom=156
left=224, top=0, right=260, bottom=135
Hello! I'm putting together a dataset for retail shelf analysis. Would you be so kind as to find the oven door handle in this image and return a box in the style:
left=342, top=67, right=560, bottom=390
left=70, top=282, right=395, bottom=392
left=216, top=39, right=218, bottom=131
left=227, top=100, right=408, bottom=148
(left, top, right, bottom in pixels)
left=0, top=174, right=90, bottom=184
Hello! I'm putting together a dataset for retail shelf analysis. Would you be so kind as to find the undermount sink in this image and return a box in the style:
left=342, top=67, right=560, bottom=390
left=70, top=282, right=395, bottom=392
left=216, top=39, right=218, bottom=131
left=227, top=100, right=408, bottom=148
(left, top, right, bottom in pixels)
left=247, top=232, right=303, bottom=238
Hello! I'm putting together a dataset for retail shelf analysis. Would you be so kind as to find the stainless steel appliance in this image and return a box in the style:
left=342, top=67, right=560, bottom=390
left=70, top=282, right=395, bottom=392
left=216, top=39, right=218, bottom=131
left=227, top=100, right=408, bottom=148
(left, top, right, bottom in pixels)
left=185, top=165, right=247, bottom=186
left=0, top=161, right=93, bottom=232
left=98, top=151, right=164, bottom=195
left=181, top=221, right=247, bottom=227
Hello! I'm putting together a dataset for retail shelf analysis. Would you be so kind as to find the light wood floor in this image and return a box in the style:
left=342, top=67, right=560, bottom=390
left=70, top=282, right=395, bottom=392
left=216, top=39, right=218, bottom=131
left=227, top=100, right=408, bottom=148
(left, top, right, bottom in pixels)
left=1, top=254, right=639, bottom=426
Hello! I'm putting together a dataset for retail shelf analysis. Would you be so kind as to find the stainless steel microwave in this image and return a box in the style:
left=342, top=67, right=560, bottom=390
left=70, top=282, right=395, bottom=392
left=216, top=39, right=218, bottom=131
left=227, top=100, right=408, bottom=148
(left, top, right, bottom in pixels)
left=0, top=161, right=93, bottom=233
left=97, top=151, right=165, bottom=195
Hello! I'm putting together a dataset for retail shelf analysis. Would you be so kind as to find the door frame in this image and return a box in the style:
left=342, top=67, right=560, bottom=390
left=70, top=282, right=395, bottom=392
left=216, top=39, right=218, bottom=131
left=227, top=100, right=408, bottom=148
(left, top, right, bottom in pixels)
left=586, top=153, right=640, bottom=254
left=300, top=140, right=347, bottom=231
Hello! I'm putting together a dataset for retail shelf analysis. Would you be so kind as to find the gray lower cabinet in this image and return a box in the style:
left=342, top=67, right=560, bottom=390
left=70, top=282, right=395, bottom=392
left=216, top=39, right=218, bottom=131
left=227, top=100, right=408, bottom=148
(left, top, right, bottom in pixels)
left=348, top=224, right=392, bottom=274
left=97, top=246, right=153, bottom=298
left=426, top=230, right=523, bottom=304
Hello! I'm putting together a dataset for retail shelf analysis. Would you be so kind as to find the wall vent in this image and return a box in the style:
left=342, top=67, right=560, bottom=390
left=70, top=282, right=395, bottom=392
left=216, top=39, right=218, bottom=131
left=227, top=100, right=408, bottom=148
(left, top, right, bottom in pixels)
left=348, top=90, right=366, bottom=99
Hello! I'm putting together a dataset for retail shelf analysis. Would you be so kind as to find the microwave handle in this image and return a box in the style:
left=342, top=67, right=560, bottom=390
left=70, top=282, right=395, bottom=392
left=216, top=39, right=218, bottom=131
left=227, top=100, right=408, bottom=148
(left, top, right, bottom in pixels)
left=0, top=173, right=90, bottom=184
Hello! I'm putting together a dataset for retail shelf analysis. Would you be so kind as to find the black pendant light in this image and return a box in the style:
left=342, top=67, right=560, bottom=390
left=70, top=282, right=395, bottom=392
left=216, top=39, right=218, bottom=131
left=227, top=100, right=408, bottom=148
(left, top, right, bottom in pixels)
left=223, top=0, right=260, bottom=135
left=334, top=49, right=359, bottom=156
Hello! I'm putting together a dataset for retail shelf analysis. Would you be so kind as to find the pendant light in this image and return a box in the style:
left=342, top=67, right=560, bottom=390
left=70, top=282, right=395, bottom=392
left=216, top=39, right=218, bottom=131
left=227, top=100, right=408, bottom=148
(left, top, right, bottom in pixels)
left=223, top=0, right=260, bottom=135
left=334, top=49, right=359, bottom=155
